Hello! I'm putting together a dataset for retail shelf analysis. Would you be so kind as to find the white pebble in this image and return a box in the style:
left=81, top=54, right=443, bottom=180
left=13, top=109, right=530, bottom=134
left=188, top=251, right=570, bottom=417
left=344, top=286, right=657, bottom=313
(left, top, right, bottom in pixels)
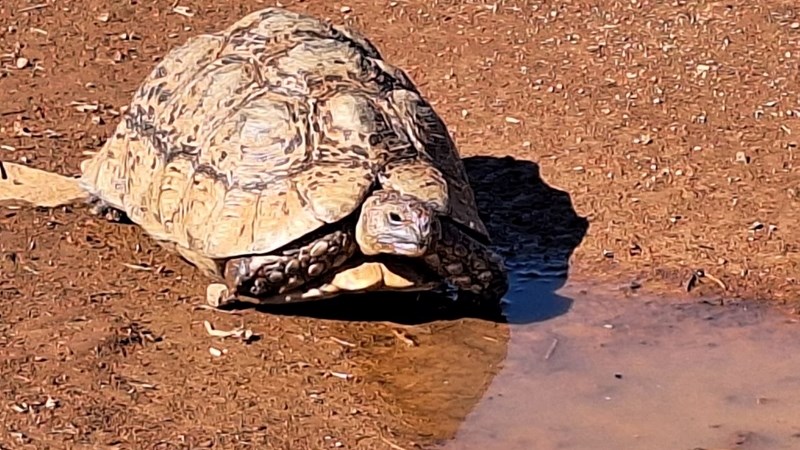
left=206, top=283, right=229, bottom=307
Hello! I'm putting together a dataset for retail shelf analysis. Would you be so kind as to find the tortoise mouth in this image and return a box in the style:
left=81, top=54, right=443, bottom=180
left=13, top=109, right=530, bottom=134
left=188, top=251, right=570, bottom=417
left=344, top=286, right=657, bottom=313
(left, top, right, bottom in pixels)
left=377, top=240, right=427, bottom=255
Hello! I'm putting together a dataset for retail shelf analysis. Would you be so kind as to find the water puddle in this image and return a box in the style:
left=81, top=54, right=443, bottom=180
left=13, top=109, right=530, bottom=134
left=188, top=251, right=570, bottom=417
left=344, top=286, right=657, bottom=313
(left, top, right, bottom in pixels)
left=444, top=274, right=800, bottom=450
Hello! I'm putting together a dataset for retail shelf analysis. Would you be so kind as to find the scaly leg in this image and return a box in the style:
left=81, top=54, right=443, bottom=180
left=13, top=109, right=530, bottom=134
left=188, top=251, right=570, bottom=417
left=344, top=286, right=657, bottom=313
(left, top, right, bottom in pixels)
left=224, top=228, right=359, bottom=300
left=423, top=219, right=509, bottom=307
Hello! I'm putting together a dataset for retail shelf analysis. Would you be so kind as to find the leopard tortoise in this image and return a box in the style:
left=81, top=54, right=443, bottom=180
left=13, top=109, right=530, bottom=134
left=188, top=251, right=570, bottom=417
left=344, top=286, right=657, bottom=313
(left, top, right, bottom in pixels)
left=78, top=7, right=509, bottom=306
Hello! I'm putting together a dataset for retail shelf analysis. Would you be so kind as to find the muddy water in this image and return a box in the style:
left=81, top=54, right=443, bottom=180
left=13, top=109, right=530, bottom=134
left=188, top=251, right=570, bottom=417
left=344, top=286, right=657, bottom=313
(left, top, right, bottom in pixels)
left=445, top=273, right=800, bottom=450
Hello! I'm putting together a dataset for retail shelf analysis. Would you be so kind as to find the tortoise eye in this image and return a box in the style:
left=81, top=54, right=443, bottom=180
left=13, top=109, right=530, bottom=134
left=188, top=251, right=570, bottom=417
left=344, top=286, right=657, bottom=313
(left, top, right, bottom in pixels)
left=388, top=212, right=402, bottom=223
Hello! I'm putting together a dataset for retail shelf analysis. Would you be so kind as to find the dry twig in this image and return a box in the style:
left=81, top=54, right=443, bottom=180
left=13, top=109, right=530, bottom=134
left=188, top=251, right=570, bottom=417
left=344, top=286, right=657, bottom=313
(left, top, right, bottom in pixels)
left=544, top=337, right=559, bottom=360
left=17, top=4, right=49, bottom=13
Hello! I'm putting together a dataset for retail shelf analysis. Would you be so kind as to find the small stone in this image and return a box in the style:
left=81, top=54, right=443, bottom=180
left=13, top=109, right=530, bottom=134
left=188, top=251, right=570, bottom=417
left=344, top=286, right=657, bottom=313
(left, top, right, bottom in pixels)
left=11, top=403, right=28, bottom=413
left=15, top=57, right=29, bottom=69
left=735, top=151, right=750, bottom=164
left=206, top=283, right=229, bottom=307
left=172, top=6, right=194, bottom=17
left=44, top=396, right=58, bottom=409
left=340, top=6, right=352, bottom=13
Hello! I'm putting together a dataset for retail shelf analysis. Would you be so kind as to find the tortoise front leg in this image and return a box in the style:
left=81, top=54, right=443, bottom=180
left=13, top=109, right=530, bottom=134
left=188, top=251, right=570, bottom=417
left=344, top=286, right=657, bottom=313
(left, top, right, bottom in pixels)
left=424, top=219, right=509, bottom=307
left=224, top=228, right=359, bottom=300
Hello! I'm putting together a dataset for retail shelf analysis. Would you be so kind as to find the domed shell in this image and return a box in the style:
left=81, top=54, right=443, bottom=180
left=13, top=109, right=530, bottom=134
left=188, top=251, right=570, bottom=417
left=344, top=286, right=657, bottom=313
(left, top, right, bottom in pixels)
left=79, top=7, right=489, bottom=262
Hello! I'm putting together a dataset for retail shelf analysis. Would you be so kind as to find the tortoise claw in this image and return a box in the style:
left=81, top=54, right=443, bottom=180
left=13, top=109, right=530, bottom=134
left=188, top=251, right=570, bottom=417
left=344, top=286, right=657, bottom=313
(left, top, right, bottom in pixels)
left=86, top=197, right=127, bottom=223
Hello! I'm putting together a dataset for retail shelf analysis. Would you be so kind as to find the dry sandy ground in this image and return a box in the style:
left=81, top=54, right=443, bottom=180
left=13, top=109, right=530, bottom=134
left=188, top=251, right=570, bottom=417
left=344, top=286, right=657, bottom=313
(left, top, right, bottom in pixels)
left=0, top=0, right=798, bottom=448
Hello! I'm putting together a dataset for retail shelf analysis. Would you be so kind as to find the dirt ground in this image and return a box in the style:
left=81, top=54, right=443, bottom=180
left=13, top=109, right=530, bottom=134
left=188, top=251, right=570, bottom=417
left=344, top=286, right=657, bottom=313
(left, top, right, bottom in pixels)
left=1, top=0, right=799, bottom=448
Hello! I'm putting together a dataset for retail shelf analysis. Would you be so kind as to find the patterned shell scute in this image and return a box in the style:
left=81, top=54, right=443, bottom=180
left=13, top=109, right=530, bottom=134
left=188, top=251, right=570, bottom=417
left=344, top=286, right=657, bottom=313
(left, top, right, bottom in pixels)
left=79, top=7, right=489, bottom=259
left=384, top=89, right=489, bottom=240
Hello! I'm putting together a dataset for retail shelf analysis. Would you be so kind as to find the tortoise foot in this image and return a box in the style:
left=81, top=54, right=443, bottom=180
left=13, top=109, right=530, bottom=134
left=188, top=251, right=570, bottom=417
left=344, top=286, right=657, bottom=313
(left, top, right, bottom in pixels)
left=86, top=197, right=128, bottom=223
left=430, top=222, right=510, bottom=308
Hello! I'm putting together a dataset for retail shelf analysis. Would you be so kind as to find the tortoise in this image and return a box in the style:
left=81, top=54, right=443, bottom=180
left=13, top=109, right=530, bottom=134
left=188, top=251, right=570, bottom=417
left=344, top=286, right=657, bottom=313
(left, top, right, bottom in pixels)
left=74, top=7, right=509, bottom=307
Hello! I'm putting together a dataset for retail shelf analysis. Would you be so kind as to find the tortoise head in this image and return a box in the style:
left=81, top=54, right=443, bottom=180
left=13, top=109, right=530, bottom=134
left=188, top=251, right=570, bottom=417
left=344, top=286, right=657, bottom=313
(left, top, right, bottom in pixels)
left=355, top=190, right=437, bottom=258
